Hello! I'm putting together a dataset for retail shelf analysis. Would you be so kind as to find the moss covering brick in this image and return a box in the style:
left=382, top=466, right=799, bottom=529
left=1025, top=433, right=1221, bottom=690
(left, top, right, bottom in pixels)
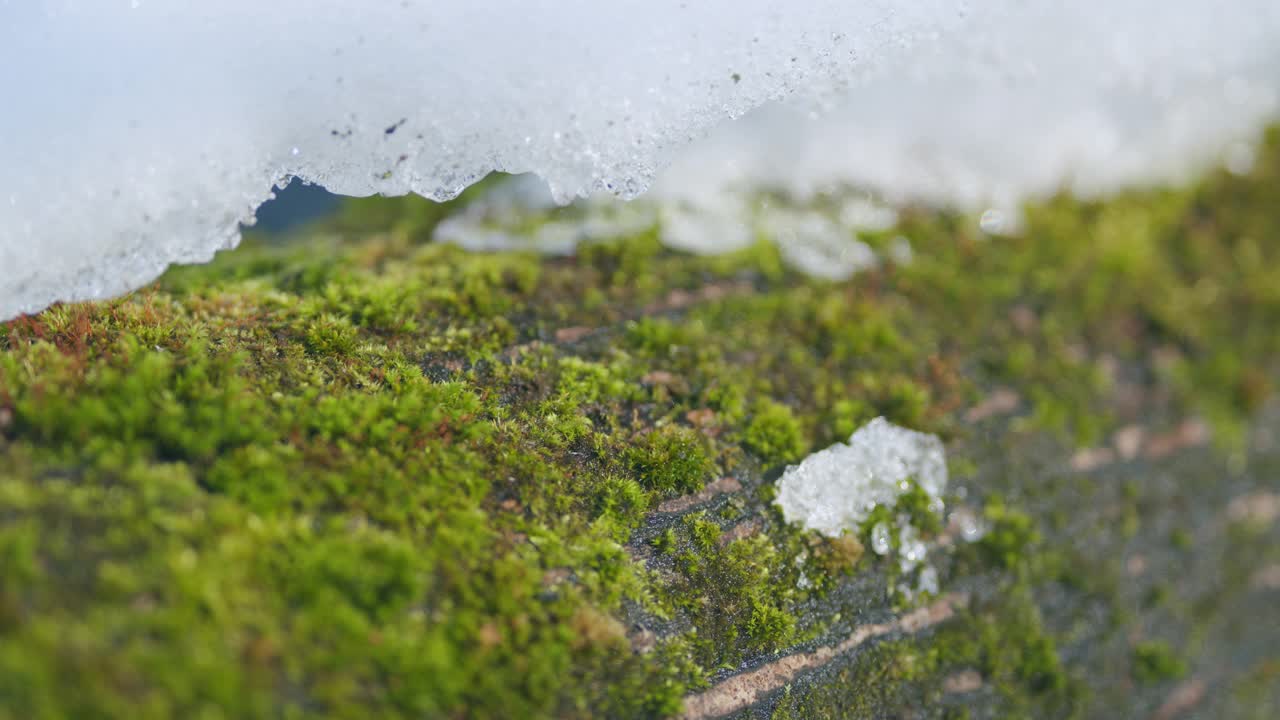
left=2, top=129, right=1279, bottom=719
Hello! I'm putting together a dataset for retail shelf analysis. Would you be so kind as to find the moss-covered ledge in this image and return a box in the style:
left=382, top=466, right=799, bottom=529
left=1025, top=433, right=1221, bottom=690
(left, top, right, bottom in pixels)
left=2, top=130, right=1278, bottom=719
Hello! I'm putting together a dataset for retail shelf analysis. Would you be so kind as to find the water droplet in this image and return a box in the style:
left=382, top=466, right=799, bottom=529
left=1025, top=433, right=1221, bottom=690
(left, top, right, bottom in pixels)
left=871, top=522, right=891, bottom=555
left=979, top=209, right=1006, bottom=234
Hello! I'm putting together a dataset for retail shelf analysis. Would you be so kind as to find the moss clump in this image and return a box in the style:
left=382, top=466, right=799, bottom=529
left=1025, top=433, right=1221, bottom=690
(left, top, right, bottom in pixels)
left=626, top=425, right=714, bottom=496
left=304, top=313, right=360, bottom=355
left=1132, top=641, right=1188, bottom=684
left=976, top=497, right=1041, bottom=571
left=809, top=533, right=865, bottom=578
left=742, top=399, right=806, bottom=466
left=659, top=513, right=801, bottom=665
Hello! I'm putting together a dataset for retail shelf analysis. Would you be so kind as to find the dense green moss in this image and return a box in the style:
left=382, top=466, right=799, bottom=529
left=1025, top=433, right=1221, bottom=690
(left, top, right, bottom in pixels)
left=742, top=400, right=806, bottom=466
left=975, top=497, right=1040, bottom=573
left=627, top=426, right=715, bottom=496
left=659, top=513, right=802, bottom=665
left=1, top=130, right=1279, bottom=718
left=1132, top=641, right=1188, bottom=685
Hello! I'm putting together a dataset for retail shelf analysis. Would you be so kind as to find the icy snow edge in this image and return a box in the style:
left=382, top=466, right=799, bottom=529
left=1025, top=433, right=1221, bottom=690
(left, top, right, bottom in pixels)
left=3, top=2, right=1279, bottom=320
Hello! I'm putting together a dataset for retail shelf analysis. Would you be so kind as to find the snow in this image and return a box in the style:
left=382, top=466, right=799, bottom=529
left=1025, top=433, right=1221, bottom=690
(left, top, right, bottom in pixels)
left=776, top=417, right=950, bottom=596
left=3, top=1, right=1279, bottom=319
left=774, top=417, right=948, bottom=538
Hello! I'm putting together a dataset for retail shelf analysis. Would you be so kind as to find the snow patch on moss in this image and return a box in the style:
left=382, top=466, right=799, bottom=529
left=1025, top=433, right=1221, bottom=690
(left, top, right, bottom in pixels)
left=775, top=417, right=947, bottom=537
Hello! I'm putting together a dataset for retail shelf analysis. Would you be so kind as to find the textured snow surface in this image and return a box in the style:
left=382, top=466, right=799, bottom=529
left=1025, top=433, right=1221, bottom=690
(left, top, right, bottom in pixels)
left=0, top=1, right=959, bottom=319
left=3, top=2, right=1279, bottom=319
left=775, top=418, right=948, bottom=538
left=655, top=1, right=1280, bottom=212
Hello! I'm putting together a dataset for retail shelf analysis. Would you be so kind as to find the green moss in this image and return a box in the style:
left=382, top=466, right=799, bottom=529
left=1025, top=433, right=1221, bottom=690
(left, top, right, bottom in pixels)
left=742, top=399, right=806, bottom=465
left=976, top=496, right=1041, bottom=572
left=770, top=586, right=1079, bottom=720
left=894, top=480, right=944, bottom=536
left=809, top=534, right=865, bottom=578
left=1, top=130, right=1278, bottom=718
left=852, top=480, right=945, bottom=564
left=1132, top=641, right=1188, bottom=684
left=556, top=356, right=641, bottom=406
left=1226, top=659, right=1280, bottom=720
left=304, top=313, right=360, bottom=355
left=660, top=513, right=801, bottom=666
left=960, top=588, right=1073, bottom=700
left=626, top=425, right=714, bottom=496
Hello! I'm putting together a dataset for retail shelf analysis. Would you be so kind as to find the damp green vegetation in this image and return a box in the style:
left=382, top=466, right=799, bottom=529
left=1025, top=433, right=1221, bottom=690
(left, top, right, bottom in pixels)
left=658, top=513, right=802, bottom=666
left=1132, top=641, right=1188, bottom=685
left=769, top=490, right=1076, bottom=719
left=742, top=400, right=806, bottom=466
left=627, top=426, right=714, bottom=496
left=2, top=129, right=1279, bottom=719
left=975, top=497, right=1040, bottom=573
left=769, top=590, right=1079, bottom=720
left=857, top=478, right=946, bottom=544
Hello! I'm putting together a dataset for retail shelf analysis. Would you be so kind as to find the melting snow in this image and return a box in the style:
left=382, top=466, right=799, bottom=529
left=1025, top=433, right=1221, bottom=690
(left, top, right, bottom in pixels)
left=775, top=417, right=948, bottom=538
left=3, top=2, right=1279, bottom=319
left=776, top=417, right=949, bottom=596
